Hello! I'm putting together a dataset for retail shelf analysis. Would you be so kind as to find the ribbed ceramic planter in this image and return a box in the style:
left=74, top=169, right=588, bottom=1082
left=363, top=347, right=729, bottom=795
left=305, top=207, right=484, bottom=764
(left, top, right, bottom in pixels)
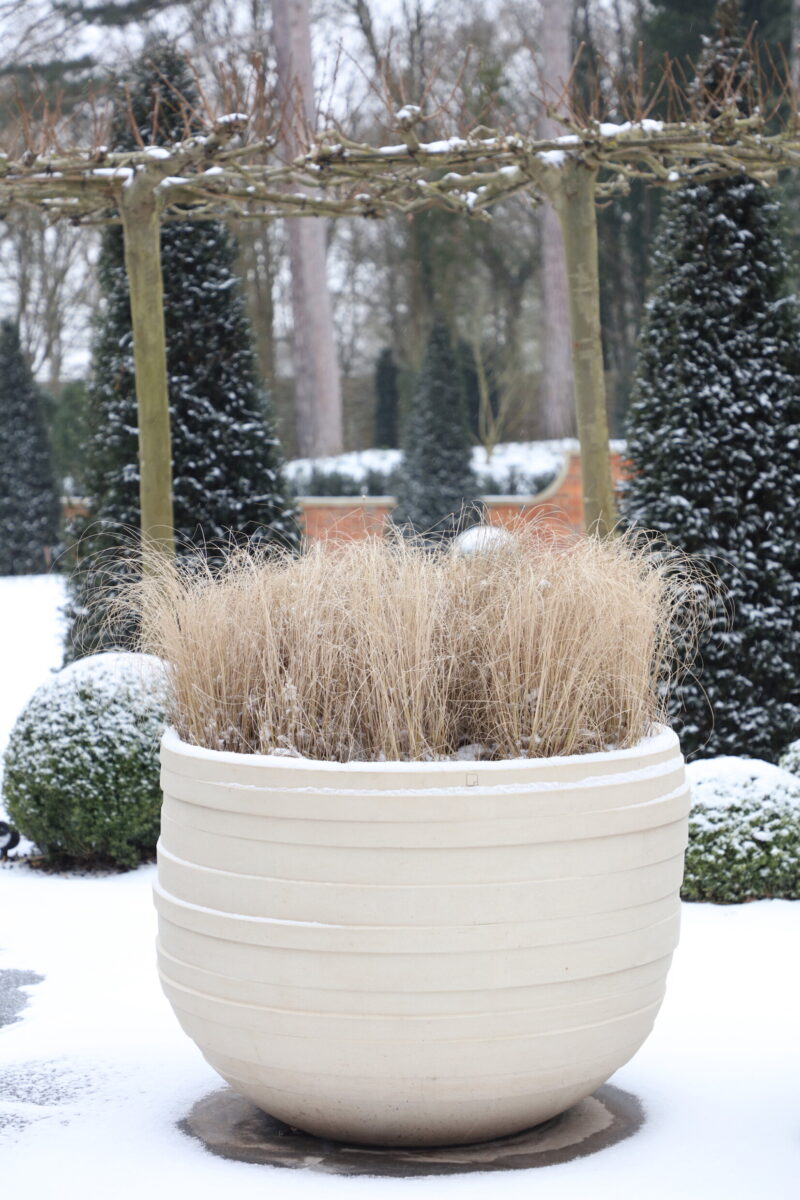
left=155, top=726, right=689, bottom=1147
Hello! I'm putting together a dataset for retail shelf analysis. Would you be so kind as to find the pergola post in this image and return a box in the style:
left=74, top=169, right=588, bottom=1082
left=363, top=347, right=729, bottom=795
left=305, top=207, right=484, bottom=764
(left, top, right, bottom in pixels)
left=552, top=160, right=617, bottom=537
left=119, top=179, right=175, bottom=563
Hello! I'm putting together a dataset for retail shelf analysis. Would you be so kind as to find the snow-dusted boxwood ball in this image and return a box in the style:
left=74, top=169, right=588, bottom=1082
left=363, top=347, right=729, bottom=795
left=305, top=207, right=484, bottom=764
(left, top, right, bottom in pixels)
left=779, top=739, right=800, bottom=780
left=682, top=758, right=800, bottom=903
left=2, top=652, right=165, bottom=868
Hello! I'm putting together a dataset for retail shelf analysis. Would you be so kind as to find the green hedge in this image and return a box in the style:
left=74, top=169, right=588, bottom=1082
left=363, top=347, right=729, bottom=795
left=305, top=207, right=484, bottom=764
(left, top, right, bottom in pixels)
left=682, top=758, right=800, bottom=903
left=779, top=739, right=800, bottom=779
left=3, top=652, right=165, bottom=869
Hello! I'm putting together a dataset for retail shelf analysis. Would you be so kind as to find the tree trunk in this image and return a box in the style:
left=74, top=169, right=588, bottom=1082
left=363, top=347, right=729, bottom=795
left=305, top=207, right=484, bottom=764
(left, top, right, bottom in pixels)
left=552, top=161, right=616, bottom=536
left=538, top=0, right=575, bottom=438
left=120, top=185, right=175, bottom=562
left=235, top=221, right=277, bottom=394
left=272, top=0, right=343, bottom=457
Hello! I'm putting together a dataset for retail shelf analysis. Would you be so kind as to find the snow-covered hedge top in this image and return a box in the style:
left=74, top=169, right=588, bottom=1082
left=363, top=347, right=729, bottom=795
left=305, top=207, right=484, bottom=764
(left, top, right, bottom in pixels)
left=686, top=756, right=800, bottom=813
left=285, top=441, right=590, bottom=496
left=13, top=652, right=166, bottom=750
left=57, top=651, right=164, bottom=688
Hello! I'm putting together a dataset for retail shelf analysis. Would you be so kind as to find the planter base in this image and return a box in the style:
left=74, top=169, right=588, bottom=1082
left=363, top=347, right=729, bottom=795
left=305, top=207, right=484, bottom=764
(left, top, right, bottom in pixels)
left=179, top=1084, right=643, bottom=1176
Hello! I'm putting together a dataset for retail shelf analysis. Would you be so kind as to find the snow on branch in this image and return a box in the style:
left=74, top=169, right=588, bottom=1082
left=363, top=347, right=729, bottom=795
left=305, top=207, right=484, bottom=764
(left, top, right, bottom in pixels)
left=3, top=35, right=800, bottom=225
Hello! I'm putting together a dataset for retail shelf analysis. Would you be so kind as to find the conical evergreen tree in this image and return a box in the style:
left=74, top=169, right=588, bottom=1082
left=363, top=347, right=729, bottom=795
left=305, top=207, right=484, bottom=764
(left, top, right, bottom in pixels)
left=393, top=321, right=480, bottom=539
left=374, top=347, right=399, bottom=449
left=0, top=320, right=60, bottom=575
left=65, top=44, right=297, bottom=658
left=622, top=2, right=800, bottom=761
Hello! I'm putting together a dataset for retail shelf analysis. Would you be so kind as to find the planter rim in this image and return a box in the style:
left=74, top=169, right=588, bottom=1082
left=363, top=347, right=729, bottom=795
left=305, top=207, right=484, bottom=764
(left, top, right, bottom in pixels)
left=161, top=723, right=676, bottom=776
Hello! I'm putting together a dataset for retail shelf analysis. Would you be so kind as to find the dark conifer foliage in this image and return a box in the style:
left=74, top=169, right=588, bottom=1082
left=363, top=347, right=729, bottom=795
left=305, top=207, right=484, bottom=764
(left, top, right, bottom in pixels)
left=64, top=44, right=297, bottom=660
left=393, top=321, right=480, bottom=540
left=622, top=11, right=800, bottom=761
left=0, top=320, right=60, bottom=575
left=374, top=347, right=399, bottom=448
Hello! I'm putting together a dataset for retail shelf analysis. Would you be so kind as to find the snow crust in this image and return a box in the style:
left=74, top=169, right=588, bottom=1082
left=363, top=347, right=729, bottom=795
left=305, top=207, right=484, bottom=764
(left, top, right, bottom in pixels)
left=395, top=104, right=421, bottom=122
left=56, top=650, right=164, bottom=688
left=686, top=756, right=800, bottom=811
left=598, top=119, right=664, bottom=137
left=538, top=149, right=567, bottom=166
left=162, top=723, right=677, bottom=779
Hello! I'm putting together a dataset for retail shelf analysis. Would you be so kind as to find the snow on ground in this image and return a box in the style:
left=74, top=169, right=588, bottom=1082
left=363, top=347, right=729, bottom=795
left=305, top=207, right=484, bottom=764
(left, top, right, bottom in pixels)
left=0, top=574, right=66, bottom=804
left=1, top=576, right=799, bottom=1198
left=0, top=868, right=798, bottom=1200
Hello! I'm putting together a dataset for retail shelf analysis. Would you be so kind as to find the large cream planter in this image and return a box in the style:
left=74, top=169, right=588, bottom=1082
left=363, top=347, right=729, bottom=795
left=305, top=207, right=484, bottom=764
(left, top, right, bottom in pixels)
left=155, top=725, right=689, bottom=1147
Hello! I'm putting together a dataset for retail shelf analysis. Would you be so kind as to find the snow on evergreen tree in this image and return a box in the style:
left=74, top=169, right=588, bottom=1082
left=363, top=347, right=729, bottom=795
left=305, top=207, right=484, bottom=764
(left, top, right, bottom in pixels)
left=0, top=320, right=60, bottom=575
left=622, top=2, right=800, bottom=762
left=393, top=320, right=480, bottom=539
left=65, top=44, right=297, bottom=659
left=374, top=347, right=399, bottom=449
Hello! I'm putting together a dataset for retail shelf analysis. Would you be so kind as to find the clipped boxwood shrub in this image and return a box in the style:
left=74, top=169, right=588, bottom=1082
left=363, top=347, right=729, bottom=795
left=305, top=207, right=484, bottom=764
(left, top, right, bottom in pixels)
left=2, top=652, right=166, bottom=868
left=682, top=757, right=800, bottom=902
left=779, top=739, right=800, bottom=779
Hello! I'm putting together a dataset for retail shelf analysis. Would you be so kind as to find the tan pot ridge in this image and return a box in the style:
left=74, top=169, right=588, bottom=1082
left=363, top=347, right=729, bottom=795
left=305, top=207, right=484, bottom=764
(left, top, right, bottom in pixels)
left=155, top=726, right=689, bottom=1147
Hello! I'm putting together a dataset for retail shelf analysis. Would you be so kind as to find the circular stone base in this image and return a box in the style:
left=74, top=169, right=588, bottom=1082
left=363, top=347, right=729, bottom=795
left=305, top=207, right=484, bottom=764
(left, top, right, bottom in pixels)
left=180, top=1085, right=643, bottom=1176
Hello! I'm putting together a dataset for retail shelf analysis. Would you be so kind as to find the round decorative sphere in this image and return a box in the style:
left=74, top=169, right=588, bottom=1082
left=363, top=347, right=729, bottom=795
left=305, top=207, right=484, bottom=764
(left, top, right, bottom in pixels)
left=452, top=524, right=515, bottom=555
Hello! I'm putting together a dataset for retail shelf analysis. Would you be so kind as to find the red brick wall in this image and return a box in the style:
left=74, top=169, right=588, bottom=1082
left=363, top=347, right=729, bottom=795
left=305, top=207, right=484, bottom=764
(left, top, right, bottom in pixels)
left=299, top=498, right=395, bottom=541
left=64, top=452, right=628, bottom=542
left=298, top=452, right=628, bottom=540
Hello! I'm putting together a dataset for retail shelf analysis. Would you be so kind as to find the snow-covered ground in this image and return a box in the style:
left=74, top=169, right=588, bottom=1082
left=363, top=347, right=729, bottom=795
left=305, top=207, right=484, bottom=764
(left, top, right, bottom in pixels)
left=0, top=574, right=66, bottom=802
left=1, top=576, right=799, bottom=1198
left=0, top=868, right=797, bottom=1199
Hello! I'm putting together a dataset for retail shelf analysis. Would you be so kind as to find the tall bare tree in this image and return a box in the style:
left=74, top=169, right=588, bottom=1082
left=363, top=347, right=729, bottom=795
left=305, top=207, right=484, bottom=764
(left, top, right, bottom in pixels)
left=537, top=0, right=576, bottom=438
left=271, top=0, right=343, bottom=456
left=0, top=213, right=97, bottom=391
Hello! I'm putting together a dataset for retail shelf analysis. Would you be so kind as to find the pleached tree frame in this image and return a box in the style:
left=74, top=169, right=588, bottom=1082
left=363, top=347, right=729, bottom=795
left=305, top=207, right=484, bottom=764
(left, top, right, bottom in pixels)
left=3, top=45, right=800, bottom=551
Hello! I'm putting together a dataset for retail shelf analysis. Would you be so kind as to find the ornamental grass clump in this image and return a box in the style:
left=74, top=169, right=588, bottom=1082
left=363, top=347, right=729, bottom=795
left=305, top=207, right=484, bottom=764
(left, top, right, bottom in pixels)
left=132, top=530, right=699, bottom=763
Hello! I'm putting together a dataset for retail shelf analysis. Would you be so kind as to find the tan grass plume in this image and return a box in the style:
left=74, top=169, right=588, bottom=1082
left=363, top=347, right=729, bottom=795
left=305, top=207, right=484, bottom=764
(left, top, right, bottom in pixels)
left=129, top=527, right=703, bottom=762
